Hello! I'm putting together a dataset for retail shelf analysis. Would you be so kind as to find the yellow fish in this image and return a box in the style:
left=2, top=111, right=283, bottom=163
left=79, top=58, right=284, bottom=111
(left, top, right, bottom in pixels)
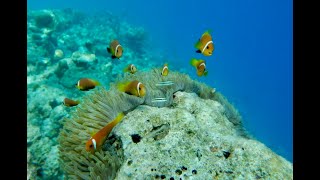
left=107, top=40, right=123, bottom=59
left=190, top=58, right=208, bottom=77
left=117, top=80, right=146, bottom=97
left=161, top=63, right=169, bottom=76
left=75, top=78, right=100, bottom=91
left=194, top=30, right=214, bottom=56
left=85, top=112, right=124, bottom=153
left=123, top=64, right=137, bottom=74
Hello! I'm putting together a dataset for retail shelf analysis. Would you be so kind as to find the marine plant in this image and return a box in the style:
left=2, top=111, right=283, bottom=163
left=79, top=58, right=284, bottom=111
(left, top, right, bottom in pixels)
left=58, top=69, right=245, bottom=179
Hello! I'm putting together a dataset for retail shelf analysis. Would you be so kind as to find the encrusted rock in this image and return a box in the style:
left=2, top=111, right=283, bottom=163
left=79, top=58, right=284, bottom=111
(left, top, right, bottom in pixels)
left=71, top=51, right=97, bottom=67
left=113, top=92, right=293, bottom=179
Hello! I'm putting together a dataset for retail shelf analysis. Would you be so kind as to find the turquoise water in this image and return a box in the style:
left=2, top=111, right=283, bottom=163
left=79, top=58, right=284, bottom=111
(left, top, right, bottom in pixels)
left=28, top=0, right=292, bottom=164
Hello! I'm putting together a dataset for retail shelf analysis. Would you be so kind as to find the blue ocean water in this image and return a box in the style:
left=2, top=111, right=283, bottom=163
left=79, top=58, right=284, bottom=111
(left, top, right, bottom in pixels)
left=28, top=0, right=293, bottom=162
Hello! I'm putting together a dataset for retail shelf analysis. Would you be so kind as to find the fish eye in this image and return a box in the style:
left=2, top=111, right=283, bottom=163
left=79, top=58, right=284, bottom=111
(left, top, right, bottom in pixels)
left=139, top=87, right=141, bottom=90
left=89, top=144, right=93, bottom=148
left=206, top=46, right=209, bottom=49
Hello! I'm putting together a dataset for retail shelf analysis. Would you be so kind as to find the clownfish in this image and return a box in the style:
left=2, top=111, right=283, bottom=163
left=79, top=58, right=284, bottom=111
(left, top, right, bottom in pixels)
left=161, top=63, right=169, bottom=76
left=194, top=30, right=214, bottom=56
left=75, top=78, right=100, bottom=91
left=63, top=98, right=79, bottom=107
left=107, top=40, right=123, bottom=59
left=85, top=112, right=124, bottom=153
left=123, top=64, right=137, bottom=74
left=190, top=58, right=208, bottom=77
left=117, top=80, right=146, bottom=97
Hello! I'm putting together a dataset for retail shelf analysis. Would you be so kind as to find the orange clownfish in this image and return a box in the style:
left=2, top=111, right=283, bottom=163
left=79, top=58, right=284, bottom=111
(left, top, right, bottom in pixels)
left=75, top=78, right=100, bottom=91
left=63, top=98, right=79, bottom=107
left=190, top=58, right=208, bottom=77
left=194, top=30, right=214, bottom=56
left=117, top=80, right=146, bottom=97
left=107, top=40, right=123, bottom=59
left=85, top=112, right=124, bottom=153
left=161, top=63, right=169, bottom=76
left=123, top=64, right=137, bottom=74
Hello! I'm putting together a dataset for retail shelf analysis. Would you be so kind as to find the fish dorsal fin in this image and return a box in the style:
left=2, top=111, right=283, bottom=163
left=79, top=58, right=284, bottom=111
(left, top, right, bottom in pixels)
left=203, top=29, right=212, bottom=37
left=190, top=58, right=199, bottom=67
left=90, top=131, right=97, bottom=137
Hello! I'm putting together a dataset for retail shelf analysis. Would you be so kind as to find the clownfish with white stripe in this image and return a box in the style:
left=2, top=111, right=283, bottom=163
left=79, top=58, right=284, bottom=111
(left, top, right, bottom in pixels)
left=194, top=30, right=214, bottom=56
left=107, top=40, right=123, bottom=59
left=63, top=98, right=79, bottom=107
left=190, top=58, right=208, bottom=76
left=161, top=63, right=169, bottom=76
left=123, top=64, right=137, bottom=74
left=85, top=112, right=124, bottom=153
left=75, top=78, right=100, bottom=91
left=117, top=80, right=146, bottom=97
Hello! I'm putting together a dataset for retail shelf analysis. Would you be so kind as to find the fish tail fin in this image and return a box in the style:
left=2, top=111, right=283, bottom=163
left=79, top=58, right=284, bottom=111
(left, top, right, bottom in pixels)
left=123, top=67, right=129, bottom=72
left=204, top=71, right=208, bottom=76
left=194, top=40, right=202, bottom=49
left=117, top=81, right=130, bottom=92
left=190, top=58, right=198, bottom=67
left=92, top=79, right=101, bottom=86
left=113, top=112, right=125, bottom=124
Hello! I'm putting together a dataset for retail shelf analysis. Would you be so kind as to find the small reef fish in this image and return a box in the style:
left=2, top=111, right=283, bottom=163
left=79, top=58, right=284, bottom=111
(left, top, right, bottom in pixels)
left=161, top=63, right=169, bottom=76
left=123, top=64, right=137, bottom=74
left=63, top=98, right=79, bottom=107
left=107, top=40, right=123, bottom=59
left=76, top=78, right=100, bottom=91
left=155, top=81, right=174, bottom=86
left=194, top=30, right=214, bottom=56
left=190, top=58, right=208, bottom=76
left=85, top=112, right=125, bottom=153
left=151, top=97, right=167, bottom=103
left=117, top=80, right=146, bottom=97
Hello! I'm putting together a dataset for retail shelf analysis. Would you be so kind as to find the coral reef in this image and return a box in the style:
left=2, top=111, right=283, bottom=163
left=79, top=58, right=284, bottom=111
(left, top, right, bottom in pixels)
left=27, top=8, right=292, bottom=180
left=58, top=69, right=292, bottom=179
left=27, top=151, right=37, bottom=180
left=27, top=9, right=159, bottom=179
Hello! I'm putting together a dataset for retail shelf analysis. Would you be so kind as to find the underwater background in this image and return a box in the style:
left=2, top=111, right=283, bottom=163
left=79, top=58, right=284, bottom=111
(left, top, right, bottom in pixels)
left=27, top=0, right=292, bottom=178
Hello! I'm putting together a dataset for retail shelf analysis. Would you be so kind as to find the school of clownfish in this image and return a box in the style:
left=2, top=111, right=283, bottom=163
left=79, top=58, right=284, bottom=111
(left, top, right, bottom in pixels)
left=62, top=30, right=215, bottom=153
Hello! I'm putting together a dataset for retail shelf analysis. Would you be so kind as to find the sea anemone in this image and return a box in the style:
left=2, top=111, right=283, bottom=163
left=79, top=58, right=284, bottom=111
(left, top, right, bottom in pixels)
left=58, top=69, right=244, bottom=179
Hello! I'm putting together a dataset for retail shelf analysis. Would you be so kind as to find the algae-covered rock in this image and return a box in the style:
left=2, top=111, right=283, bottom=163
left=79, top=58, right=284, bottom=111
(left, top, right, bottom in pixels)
left=113, top=92, right=293, bottom=179
left=53, top=49, right=64, bottom=60
left=27, top=151, right=37, bottom=180
left=71, top=51, right=97, bottom=67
